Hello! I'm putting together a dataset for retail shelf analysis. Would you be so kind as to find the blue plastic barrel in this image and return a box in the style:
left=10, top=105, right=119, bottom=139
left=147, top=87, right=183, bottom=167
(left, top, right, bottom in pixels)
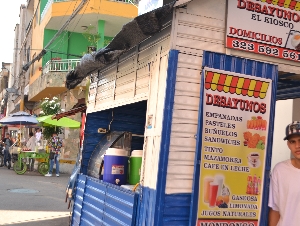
left=103, top=148, right=129, bottom=186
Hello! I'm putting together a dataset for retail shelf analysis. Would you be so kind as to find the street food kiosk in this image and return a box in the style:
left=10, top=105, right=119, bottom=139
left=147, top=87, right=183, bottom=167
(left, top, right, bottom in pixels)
left=67, top=0, right=300, bottom=225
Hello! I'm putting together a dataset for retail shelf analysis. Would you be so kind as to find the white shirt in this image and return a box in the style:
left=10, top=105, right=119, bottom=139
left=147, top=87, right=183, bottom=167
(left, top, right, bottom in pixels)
left=26, top=136, right=36, bottom=151
left=268, top=159, right=300, bottom=226
left=35, top=131, right=41, bottom=142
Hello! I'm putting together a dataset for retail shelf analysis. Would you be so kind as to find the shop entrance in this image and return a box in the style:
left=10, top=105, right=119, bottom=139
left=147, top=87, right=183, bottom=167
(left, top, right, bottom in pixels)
left=83, top=100, right=147, bottom=184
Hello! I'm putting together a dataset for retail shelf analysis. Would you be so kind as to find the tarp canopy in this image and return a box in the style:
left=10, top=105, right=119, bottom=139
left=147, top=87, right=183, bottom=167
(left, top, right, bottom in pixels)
left=37, top=115, right=80, bottom=129
left=0, top=111, right=38, bottom=125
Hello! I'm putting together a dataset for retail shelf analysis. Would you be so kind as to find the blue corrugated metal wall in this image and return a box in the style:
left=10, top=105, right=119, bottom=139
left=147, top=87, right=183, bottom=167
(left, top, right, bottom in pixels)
left=135, top=50, right=190, bottom=226
left=81, top=101, right=147, bottom=175
left=71, top=174, right=139, bottom=226
left=72, top=175, right=87, bottom=226
left=190, top=51, right=278, bottom=226
left=154, top=50, right=193, bottom=226
left=71, top=101, right=146, bottom=225
left=163, top=194, right=192, bottom=225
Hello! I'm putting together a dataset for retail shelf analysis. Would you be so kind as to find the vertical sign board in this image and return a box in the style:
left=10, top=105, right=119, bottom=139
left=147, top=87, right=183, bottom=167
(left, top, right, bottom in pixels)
left=196, top=68, right=272, bottom=226
left=226, top=0, right=300, bottom=63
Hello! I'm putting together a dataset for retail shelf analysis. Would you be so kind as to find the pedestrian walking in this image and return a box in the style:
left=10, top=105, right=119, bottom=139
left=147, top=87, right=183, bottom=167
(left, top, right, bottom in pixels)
left=2, top=133, right=13, bottom=169
left=268, top=121, right=300, bottom=226
left=45, top=132, right=63, bottom=177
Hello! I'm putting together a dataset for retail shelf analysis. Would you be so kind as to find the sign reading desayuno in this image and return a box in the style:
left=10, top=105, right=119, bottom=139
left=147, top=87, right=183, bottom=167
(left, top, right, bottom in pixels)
left=226, top=0, right=300, bottom=62
left=197, top=67, right=272, bottom=226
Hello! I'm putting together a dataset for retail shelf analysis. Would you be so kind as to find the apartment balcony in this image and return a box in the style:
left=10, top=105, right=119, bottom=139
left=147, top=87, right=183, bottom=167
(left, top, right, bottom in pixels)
left=41, top=0, right=137, bottom=37
left=28, top=59, right=87, bottom=101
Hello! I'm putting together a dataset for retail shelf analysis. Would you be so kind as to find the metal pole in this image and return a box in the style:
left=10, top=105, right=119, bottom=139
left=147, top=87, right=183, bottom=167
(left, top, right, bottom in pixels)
left=20, top=71, right=25, bottom=111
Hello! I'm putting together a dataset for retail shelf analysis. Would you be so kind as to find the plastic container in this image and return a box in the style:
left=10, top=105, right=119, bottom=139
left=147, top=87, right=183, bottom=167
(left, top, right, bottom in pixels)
left=103, top=148, right=129, bottom=186
left=129, top=150, right=143, bottom=185
left=106, top=148, right=128, bottom=156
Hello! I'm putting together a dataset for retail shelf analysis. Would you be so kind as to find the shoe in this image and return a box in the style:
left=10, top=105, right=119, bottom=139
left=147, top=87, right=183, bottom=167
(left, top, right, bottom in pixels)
left=56, top=174, right=59, bottom=177
left=45, top=173, right=52, bottom=177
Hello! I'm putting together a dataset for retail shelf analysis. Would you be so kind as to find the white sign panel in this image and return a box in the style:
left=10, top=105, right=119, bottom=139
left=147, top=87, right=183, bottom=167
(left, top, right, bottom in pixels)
left=196, top=67, right=272, bottom=226
left=138, top=0, right=163, bottom=15
left=226, top=0, right=300, bottom=62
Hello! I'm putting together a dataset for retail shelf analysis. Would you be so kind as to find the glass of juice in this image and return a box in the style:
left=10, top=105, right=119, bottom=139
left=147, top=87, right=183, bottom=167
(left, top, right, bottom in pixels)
left=204, top=177, right=214, bottom=203
left=214, top=175, right=223, bottom=197
left=209, top=182, right=219, bottom=207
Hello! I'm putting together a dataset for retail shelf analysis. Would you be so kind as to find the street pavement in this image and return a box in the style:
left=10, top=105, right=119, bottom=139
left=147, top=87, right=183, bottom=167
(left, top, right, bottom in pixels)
left=0, top=166, right=71, bottom=226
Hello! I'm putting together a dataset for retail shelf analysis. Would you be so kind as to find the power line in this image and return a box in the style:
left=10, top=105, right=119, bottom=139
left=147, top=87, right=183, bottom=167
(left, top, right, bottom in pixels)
left=22, top=0, right=89, bottom=72
left=49, top=0, right=91, bottom=52
left=49, top=0, right=83, bottom=51
left=12, top=48, right=82, bottom=58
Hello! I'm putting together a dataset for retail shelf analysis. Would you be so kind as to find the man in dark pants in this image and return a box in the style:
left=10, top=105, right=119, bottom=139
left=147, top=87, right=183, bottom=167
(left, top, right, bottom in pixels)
left=2, top=133, right=13, bottom=168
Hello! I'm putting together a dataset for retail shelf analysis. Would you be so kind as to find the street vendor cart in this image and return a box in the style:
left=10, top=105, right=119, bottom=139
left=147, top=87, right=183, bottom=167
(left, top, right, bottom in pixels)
left=13, top=149, right=50, bottom=175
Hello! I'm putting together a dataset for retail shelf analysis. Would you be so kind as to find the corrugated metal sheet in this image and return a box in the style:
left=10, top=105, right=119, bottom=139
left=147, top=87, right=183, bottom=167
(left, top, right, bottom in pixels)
left=163, top=194, right=191, bottom=225
left=137, top=50, right=195, bottom=226
left=153, top=50, right=180, bottom=225
left=72, top=175, right=87, bottom=226
left=165, top=52, right=202, bottom=195
left=87, top=26, right=171, bottom=114
left=189, top=51, right=278, bottom=226
left=82, top=100, right=147, bottom=175
left=168, top=0, right=225, bottom=196
left=171, top=3, right=225, bottom=56
left=80, top=179, right=106, bottom=225
left=80, top=24, right=172, bottom=226
left=71, top=174, right=139, bottom=226
left=136, top=187, right=156, bottom=226
left=132, top=51, right=170, bottom=226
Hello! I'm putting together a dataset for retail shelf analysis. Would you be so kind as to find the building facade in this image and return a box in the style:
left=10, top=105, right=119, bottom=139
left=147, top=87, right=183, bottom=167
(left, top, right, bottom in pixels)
left=67, top=0, right=300, bottom=225
left=3, top=0, right=138, bottom=172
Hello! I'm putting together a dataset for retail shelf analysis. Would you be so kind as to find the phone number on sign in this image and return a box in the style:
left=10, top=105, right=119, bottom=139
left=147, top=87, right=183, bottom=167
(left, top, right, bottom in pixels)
left=227, top=37, right=300, bottom=62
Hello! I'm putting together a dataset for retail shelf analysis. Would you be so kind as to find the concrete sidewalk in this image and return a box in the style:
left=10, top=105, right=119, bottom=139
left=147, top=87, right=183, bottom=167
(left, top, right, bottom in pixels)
left=0, top=167, right=72, bottom=226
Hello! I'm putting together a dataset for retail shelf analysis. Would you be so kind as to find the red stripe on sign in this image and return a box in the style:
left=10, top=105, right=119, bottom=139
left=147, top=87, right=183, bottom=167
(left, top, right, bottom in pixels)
left=230, top=76, right=239, bottom=94
left=254, top=80, right=263, bottom=98
left=278, top=0, right=285, bottom=7
left=290, top=0, right=297, bottom=9
left=242, top=78, right=251, bottom=96
left=217, top=74, right=226, bottom=91
left=205, top=71, right=214, bottom=89
left=197, top=219, right=258, bottom=226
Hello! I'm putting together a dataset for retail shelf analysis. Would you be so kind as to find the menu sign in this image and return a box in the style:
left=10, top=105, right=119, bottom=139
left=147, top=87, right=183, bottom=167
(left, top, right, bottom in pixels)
left=197, top=68, right=272, bottom=226
left=226, top=0, right=300, bottom=62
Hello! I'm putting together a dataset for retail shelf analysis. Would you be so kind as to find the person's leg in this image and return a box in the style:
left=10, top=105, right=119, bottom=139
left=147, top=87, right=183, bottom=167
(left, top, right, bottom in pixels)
left=28, top=158, right=32, bottom=171
left=3, top=149, right=7, bottom=166
left=55, top=154, right=60, bottom=176
left=7, top=152, right=11, bottom=168
left=31, top=158, right=35, bottom=171
left=46, top=158, right=54, bottom=176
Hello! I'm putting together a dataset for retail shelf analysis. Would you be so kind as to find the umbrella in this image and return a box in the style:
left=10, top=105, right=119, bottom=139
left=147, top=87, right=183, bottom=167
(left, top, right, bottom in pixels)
left=0, top=111, right=38, bottom=125
left=37, top=115, right=80, bottom=129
